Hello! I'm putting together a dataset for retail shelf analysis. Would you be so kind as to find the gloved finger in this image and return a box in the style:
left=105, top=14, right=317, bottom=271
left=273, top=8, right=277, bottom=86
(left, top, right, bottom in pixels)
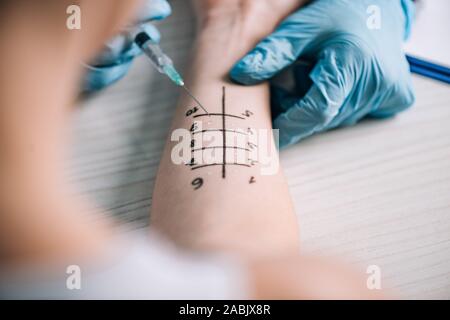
left=369, top=64, right=415, bottom=118
left=83, top=60, right=133, bottom=92
left=230, top=4, right=326, bottom=85
left=401, top=0, right=416, bottom=40
left=93, top=24, right=160, bottom=67
left=91, top=0, right=170, bottom=65
left=135, top=0, right=172, bottom=23
left=273, top=47, right=356, bottom=147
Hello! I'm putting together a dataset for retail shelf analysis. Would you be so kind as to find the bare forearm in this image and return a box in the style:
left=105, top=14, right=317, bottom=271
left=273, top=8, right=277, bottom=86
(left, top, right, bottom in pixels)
left=151, top=22, right=299, bottom=257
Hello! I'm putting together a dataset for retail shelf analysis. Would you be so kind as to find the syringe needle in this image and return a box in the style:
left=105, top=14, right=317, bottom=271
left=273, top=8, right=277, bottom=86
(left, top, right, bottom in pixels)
left=135, top=31, right=210, bottom=115
left=182, top=85, right=210, bottom=115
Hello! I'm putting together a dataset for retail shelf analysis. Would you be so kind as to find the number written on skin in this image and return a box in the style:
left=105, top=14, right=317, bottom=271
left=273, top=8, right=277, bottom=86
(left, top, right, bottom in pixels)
left=192, top=177, right=204, bottom=190
left=186, top=107, right=199, bottom=117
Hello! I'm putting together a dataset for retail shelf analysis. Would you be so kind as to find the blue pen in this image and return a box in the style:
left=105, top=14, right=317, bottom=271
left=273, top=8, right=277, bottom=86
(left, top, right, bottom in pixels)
left=407, top=55, right=450, bottom=84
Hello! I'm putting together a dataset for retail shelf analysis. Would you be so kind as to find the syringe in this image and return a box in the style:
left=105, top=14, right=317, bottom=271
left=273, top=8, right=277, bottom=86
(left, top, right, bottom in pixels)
left=134, top=32, right=209, bottom=115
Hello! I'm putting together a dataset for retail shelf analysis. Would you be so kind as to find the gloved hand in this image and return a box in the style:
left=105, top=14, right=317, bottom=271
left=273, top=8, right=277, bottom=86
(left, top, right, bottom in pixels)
left=83, top=0, right=171, bottom=91
left=230, top=0, right=416, bottom=147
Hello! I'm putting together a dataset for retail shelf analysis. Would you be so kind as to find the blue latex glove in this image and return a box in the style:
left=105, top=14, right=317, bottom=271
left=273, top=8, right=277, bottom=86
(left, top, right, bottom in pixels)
left=83, top=0, right=171, bottom=91
left=231, top=0, right=416, bottom=148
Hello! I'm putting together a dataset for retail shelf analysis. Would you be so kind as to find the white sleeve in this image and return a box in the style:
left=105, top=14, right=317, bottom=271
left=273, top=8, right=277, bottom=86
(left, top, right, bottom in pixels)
left=1, top=231, right=249, bottom=300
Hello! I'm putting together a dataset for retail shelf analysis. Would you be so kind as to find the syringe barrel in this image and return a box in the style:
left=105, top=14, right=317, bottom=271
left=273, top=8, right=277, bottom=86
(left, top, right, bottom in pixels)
left=135, top=32, right=173, bottom=73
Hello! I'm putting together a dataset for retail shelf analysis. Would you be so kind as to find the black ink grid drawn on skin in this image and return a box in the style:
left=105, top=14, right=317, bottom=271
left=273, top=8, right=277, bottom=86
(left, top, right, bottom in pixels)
left=189, top=86, right=257, bottom=178
left=192, top=146, right=251, bottom=153
left=192, top=129, right=248, bottom=136
left=193, top=114, right=245, bottom=120
left=191, top=163, right=251, bottom=171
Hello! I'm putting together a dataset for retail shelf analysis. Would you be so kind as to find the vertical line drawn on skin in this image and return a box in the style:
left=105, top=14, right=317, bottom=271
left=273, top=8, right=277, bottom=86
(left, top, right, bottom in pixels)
left=185, top=86, right=259, bottom=183
left=222, top=86, right=226, bottom=179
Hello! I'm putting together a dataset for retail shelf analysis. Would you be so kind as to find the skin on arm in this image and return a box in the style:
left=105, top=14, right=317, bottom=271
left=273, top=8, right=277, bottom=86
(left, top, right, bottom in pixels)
left=150, top=1, right=303, bottom=257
